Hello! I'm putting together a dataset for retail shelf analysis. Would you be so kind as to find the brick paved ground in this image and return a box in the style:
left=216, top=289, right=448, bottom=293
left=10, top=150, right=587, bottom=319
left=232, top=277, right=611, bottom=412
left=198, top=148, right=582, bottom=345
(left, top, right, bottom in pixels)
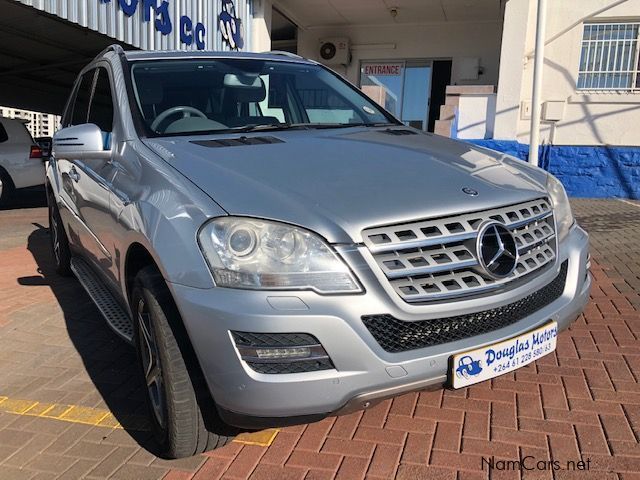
left=0, top=189, right=638, bottom=479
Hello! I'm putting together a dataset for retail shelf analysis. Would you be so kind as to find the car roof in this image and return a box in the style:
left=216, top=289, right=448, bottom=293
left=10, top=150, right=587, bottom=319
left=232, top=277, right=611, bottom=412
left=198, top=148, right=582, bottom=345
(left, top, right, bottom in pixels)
left=122, top=50, right=315, bottom=65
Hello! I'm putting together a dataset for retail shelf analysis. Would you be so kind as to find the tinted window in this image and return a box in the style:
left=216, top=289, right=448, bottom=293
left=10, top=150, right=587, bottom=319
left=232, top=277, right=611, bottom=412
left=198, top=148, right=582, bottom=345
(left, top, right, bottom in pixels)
left=71, top=70, right=95, bottom=126
left=89, top=68, right=115, bottom=133
left=0, top=122, right=7, bottom=143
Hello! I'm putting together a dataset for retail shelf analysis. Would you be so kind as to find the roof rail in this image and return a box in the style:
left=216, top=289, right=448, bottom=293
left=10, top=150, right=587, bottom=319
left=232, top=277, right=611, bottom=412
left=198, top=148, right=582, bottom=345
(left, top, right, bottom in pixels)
left=94, top=44, right=126, bottom=61
left=262, top=50, right=304, bottom=59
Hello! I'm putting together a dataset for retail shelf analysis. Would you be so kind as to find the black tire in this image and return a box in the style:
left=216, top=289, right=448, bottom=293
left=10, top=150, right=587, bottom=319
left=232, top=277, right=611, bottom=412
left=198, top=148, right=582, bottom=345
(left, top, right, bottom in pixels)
left=132, top=267, right=234, bottom=458
left=0, top=168, right=15, bottom=207
left=47, top=190, right=72, bottom=276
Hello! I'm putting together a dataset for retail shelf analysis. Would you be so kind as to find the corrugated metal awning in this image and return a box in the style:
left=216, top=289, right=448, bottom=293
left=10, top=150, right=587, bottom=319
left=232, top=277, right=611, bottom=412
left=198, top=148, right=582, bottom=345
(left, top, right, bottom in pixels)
left=0, top=0, right=254, bottom=114
left=0, top=0, right=132, bottom=114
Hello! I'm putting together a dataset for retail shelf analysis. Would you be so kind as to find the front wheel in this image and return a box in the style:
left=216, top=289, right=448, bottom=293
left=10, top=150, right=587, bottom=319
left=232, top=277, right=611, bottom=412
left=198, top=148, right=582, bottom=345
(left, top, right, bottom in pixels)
left=132, top=267, right=234, bottom=458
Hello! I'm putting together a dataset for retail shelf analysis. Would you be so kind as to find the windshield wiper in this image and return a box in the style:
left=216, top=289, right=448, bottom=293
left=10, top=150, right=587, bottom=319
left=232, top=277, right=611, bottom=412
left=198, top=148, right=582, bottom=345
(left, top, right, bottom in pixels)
left=215, top=123, right=313, bottom=133
left=301, top=122, right=401, bottom=129
left=166, top=122, right=400, bottom=137
left=214, top=122, right=395, bottom=133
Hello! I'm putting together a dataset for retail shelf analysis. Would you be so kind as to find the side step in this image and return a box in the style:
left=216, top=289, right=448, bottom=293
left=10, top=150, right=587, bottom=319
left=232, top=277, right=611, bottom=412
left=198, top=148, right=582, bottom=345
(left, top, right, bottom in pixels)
left=71, top=257, right=134, bottom=345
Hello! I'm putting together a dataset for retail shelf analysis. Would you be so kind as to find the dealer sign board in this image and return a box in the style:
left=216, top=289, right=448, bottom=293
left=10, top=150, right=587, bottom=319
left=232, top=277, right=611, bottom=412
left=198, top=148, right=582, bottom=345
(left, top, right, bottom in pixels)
left=98, top=0, right=244, bottom=50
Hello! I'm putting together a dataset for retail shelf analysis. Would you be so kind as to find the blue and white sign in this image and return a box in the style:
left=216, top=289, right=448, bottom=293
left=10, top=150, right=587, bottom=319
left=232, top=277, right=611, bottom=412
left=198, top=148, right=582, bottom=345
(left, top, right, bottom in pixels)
left=99, top=0, right=209, bottom=49
left=451, top=321, right=558, bottom=388
left=219, top=0, right=244, bottom=50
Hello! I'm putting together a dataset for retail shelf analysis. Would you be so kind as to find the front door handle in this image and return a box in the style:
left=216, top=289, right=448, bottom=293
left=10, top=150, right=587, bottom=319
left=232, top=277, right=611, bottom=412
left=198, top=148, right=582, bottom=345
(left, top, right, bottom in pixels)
left=69, top=167, right=80, bottom=183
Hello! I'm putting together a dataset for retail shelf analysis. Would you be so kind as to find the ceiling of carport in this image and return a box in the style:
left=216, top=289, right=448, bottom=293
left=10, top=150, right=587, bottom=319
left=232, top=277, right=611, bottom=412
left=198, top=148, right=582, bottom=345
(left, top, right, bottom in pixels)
left=274, top=0, right=504, bottom=28
left=0, top=0, right=133, bottom=115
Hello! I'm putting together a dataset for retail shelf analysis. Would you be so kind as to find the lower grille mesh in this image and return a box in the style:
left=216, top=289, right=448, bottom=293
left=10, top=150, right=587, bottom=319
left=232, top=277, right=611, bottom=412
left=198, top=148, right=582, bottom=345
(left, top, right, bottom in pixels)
left=231, top=332, right=318, bottom=347
left=247, top=359, right=334, bottom=374
left=362, top=261, right=568, bottom=353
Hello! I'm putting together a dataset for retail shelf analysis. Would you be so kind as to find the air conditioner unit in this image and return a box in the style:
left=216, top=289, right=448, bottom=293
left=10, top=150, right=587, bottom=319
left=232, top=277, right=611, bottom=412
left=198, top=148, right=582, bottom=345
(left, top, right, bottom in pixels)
left=319, top=37, right=350, bottom=65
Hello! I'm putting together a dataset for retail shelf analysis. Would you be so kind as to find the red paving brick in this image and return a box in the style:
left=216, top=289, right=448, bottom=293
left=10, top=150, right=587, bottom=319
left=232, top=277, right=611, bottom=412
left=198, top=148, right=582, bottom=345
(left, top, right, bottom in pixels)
left=0, top=195, right=639, bottom=479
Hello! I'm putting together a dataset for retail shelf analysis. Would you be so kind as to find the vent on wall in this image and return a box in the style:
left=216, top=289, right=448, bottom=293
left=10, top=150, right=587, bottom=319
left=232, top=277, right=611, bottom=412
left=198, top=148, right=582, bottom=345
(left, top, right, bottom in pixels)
left=191, top=136, right=284, bottom=148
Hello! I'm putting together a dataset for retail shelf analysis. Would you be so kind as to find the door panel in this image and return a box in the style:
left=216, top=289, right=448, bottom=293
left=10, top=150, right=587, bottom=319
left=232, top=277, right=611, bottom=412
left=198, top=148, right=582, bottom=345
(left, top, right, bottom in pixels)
left=55, top=158, right=84, bottom=248
left=75, top=66, right=119, bottom=287
left=360, top=60, right=436, bottom=132
left=71, top=159, right=113, bottom=269
left=54, top=65, right=120, bottom=289
left=401, top=63, right=432, bottom=130
left=55, top=69, right=96, bottom=253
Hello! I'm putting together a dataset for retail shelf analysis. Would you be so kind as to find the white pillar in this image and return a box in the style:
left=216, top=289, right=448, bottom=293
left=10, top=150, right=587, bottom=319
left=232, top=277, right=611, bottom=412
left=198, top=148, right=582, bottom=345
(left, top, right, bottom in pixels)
left=493, top=0, right=532, bottom=141
left=251, top=0, right=272, bottom=52
left=529, top=0, right=547, bottom=167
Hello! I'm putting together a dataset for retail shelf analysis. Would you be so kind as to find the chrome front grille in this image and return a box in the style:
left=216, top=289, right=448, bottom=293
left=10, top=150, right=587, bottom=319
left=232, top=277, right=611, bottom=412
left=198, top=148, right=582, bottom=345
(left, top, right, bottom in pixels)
left=362, top=198, right=557, bottom=303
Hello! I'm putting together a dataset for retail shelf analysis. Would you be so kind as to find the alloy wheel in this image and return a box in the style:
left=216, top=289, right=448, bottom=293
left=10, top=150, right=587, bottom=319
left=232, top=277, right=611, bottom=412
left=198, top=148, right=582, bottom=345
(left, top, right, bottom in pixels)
left=49, top=204, right=61, bottom=265
left=137, top=299, right=167, bottom=429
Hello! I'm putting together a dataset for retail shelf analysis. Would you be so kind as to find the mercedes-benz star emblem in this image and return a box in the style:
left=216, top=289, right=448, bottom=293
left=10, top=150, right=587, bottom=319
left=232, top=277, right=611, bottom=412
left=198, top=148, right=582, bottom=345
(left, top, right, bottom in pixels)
left=462, top=187, right=478, bottom=196
left=476, top=221, right=519, bottom=279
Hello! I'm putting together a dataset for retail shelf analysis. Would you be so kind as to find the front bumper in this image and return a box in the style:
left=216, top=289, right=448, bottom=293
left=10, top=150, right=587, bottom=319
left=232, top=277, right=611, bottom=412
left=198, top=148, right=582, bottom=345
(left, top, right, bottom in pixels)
left=169, top=225, right=590, bottom=428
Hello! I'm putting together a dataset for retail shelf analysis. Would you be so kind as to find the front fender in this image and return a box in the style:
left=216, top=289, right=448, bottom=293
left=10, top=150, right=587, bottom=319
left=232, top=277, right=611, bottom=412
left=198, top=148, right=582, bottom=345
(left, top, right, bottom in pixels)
left=118, top=196, right=223, bottom=292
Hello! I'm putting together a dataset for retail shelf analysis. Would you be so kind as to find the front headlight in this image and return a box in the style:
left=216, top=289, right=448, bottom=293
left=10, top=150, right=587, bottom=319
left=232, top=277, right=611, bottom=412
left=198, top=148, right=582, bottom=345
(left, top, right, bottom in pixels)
left=198, top=217, right=362, bottom=293
left=546, top=174, right=574, bottom=242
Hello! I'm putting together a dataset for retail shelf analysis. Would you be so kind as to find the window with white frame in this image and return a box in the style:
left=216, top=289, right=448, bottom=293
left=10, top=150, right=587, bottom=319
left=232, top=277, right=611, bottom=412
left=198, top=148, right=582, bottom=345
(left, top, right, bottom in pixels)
left=577, top=22, right=640, bottom=91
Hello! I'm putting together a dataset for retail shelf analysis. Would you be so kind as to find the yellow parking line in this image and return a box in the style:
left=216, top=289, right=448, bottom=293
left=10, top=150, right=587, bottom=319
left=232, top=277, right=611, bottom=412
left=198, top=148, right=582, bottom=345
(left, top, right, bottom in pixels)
left=0, top=395, right=279, bottom=446
left=0, top=396, right=124, bottom=428
left=234, top=428, right=280, bottom=447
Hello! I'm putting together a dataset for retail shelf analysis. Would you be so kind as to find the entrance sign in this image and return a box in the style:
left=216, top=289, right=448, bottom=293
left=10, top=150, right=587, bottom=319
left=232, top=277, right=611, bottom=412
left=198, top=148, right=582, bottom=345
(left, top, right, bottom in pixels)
left=363, top=63, right=404, bottom=76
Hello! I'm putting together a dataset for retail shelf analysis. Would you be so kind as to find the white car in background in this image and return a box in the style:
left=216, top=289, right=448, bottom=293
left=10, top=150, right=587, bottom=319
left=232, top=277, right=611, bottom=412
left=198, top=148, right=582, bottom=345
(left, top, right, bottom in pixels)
left=0, top=117, right=44, bottom=205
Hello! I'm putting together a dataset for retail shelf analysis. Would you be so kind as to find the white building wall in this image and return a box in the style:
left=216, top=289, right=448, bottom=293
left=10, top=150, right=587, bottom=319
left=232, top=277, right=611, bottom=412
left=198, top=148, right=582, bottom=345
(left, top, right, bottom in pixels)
left=495, top=0, right=640, bottom=146
left=251, top=0, right=272, bottom=52
left=296, top=21, right=503, bottom=87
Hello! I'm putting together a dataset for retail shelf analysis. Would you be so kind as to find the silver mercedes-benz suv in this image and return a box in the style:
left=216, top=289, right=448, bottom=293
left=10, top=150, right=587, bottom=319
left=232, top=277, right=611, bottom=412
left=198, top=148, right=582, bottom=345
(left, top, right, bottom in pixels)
left=47, top=45, right=591, bottom=458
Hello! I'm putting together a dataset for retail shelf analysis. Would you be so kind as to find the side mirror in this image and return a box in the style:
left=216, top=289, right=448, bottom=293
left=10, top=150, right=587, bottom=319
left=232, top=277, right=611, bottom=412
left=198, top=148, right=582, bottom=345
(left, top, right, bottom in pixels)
left=53, top=124, right=111, bottom=160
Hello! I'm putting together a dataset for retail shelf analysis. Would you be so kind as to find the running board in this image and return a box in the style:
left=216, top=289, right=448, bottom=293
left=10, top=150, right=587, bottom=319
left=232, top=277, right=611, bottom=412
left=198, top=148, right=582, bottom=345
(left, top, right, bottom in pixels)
left=71, top=257, right=134, bottom=345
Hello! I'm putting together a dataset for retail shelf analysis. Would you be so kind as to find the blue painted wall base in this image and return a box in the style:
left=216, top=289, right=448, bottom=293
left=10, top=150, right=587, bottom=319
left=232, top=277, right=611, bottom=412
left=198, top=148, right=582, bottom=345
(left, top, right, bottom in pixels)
left=466, top=140, right=640, bottom=200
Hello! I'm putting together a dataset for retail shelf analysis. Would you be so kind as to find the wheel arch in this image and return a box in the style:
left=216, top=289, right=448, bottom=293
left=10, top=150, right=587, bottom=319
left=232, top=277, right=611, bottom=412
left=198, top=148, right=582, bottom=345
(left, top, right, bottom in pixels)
left=124, top=241, right=162, bottom=309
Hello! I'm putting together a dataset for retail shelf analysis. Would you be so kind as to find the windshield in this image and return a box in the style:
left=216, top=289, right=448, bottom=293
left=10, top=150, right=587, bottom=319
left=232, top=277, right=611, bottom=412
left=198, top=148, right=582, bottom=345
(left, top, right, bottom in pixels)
left=130, top=59, right=397, bottom=136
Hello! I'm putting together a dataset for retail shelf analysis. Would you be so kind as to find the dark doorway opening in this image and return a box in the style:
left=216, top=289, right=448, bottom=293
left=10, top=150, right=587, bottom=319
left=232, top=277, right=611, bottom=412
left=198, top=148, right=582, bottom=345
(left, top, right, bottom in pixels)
left=271, top=8, right=298, bottom=54
left=428, top=60, right=453, bottom=133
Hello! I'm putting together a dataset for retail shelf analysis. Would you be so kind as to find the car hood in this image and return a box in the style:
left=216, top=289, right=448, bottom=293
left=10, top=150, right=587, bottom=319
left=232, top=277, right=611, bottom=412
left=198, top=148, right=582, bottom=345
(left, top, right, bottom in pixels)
left=143, top=128, right=548, bottom=243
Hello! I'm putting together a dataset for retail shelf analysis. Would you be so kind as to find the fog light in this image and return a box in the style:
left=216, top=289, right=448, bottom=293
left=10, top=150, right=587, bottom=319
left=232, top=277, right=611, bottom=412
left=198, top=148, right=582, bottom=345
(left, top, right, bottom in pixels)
left=255, top=347, right=311, bottom=359
left=231, top=331, right=334, bottom=374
